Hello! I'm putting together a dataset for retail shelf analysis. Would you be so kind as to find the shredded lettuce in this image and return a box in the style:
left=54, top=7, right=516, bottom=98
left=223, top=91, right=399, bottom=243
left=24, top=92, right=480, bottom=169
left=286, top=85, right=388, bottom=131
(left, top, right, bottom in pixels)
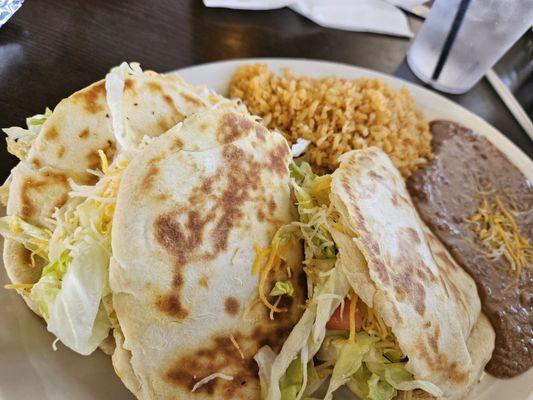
left=105, top=62, right=143, bottom=151
left=45, top=233, right=110, bottom=353
left=323, top=333, right=379, bottom=399
left=367, top=374, right=396, bottom=400
left=0, top=215, right=51, bottom=262
left=255, top=161, right=443, bottom=400
left=277, top=358, right=323, bottom=400
left=0, top=197, right=113, bottom=355
left=0, top=145, right=135, bottom=354
left=270, top=280, right=295, bottom=297
left=280, top=358, right=304, bottom=400
left=27, top=191, right=114, bottom=354
left=256, top=262, right=351, bottom=400
left=318, top=333, right=442, bottom=400
left=3, top=108, right=52, bottom=159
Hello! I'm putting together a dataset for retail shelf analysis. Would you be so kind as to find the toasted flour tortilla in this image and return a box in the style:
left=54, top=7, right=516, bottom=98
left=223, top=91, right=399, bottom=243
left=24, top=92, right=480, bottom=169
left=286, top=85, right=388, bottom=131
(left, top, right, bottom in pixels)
left=110, top=109, right=305, bottom=399
left=3, top=68, right=226, bottom=314
left=331, top=148, right=495, bottom=399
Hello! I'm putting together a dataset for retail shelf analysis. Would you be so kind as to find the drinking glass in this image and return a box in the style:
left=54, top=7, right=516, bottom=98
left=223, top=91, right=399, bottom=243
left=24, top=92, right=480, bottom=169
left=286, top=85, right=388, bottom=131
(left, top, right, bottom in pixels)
left=407, top=0, right=533, bottom=94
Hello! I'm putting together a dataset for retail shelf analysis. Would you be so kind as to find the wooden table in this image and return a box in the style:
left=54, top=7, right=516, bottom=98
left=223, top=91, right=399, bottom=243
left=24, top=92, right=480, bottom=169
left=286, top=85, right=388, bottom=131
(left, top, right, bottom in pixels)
left=0, top=0, right=531, bottom=181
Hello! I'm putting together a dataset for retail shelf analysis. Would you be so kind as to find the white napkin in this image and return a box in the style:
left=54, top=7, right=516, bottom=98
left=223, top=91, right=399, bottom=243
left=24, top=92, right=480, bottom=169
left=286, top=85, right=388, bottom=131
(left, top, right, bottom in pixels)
left=203, top=0, right=427, bottom=37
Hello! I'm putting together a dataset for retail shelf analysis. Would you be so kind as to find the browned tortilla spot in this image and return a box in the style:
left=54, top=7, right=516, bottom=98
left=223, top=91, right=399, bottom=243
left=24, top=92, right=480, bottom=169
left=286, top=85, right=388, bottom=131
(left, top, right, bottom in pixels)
left=217, top=113, right=253, bottom=144
left=199, top=122, right=209, bottom=133
left=162, top=94, right=185, bottom=120
left=413, top=281, right=426, bottom=316
left=182, top=92, right=203, bottom=107
left=394, top=285, right=407, bottom=302
left=74, top=81, right=106, bottom=114
left=255, top=125, right=267, bottom=142
left=267, top=142, right=289, bottom=176
left=154, top=210, right=214, bottom=266
left=201, top=176, right=214, bottom=194
left=155, top=193, right=170, bottom=202
left=157, top=118, right=169, bottom=132
left=165, top=334, right=257, bottom=397
left=154, top=274, right=189, bottom=319
left=429, top=325, right=441, bottom=350
left=20, top=172, right=69, bottom=219
left=267, top=198, right=276, bottom=213
left=142, top=164, right=160, bottom=190
left=392, top=261, right=426, bottom=316
left=419, top=338, right=469, bottom=383
left=78, top=128, right=90, bottom=139
left=170, top=137, right=183, bottom=152
left=124, top=78, right=134, bottom=91
left=155, top=292, right=189, bottom=320
left=198, top=275, right=209, bottom=288
left=368, top=170, right=384, bottom=181
left=165, top=326, right=293, bottom=397
left=257, top=209, right=266, bottom=221
left=31, top=158, right=41, bottom=169
left=147, top=81, right=163, bottom=93
left=57, top=145, right=65, bottom=158
left=44, top=126, right=59, bottom=141
left=224, top=296, right=240, bottom=316
left=404, top=227, right=421, bottom=244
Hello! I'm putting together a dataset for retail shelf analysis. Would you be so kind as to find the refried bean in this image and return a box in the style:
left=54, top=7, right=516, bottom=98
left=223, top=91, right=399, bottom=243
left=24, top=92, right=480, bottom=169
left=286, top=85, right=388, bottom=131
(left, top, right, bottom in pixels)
left=407, top=120, right=532, bottom=378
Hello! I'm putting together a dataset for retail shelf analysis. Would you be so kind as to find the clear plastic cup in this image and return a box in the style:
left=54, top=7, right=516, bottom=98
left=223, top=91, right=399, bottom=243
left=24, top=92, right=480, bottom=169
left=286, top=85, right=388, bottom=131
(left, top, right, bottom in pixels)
left=407, top=0, right=533, bottom=94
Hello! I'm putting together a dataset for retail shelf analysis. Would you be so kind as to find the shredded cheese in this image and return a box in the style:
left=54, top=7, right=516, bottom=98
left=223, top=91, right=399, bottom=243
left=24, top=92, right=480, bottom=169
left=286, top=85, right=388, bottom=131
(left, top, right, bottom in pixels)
left=348, top=292, right=358, bottom=343
left=4, top=283, right=34, bottom=290
left=191, top=372, right=234, bottom=392
left=252, top=243, right=269, bottom=275
left=229, top=334, right=245, bottom=359
left=469, top=192, right=532, bottom=278
left=242, top=296, right=260, bottom=321
left=256, top=236, right=289, bottom=313
left=98, top=149, right=109, bottom=175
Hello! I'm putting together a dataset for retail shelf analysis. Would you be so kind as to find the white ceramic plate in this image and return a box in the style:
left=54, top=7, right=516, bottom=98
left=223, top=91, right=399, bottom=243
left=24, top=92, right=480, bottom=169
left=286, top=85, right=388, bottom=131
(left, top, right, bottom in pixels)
left=1, top=58, right=531, bottom=400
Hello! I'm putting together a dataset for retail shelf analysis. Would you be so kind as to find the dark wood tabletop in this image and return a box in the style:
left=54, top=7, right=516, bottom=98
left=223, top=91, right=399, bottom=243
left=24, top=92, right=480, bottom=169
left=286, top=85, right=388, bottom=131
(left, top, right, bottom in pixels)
left=1, top=0, right=531, bottom=182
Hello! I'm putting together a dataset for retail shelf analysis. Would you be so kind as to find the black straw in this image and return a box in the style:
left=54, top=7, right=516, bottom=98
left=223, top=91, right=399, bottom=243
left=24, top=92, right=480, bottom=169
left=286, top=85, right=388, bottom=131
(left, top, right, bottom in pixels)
left=431, top=0, right=473, bottom=81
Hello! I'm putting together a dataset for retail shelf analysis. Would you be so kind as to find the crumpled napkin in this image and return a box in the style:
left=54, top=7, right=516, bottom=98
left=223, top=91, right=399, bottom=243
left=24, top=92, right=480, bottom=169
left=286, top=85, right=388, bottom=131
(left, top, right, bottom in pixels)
left=203, top=0, right=427, bottom=37
left=0, top=0, right=24, bottom=28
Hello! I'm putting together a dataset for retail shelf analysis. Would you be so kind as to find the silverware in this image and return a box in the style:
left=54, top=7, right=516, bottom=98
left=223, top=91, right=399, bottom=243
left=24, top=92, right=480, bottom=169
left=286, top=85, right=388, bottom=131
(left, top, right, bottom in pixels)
left=401, top=3, right=533, bottom=141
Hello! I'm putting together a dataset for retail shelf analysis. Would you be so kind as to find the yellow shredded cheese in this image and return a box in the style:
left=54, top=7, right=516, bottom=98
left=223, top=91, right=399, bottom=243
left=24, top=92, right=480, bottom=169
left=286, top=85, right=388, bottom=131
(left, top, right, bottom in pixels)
left=98, top=149, right=110, bottom=175
left=469, top=192, right=532, bottom=278
left=360, top=302, right=393, bottom=341
left=256, top=236, right=289, bottom=313
left=348, top=291, right=358, bottom=343
left=4, top=283, right=34, bottom=290
left=251, top=233, right=299, bottom=314
left=229, top=334, right=245, bottom=359
left=242, top=296, right=260, bottom=321
left=252, top=243, right=269, bottom=275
